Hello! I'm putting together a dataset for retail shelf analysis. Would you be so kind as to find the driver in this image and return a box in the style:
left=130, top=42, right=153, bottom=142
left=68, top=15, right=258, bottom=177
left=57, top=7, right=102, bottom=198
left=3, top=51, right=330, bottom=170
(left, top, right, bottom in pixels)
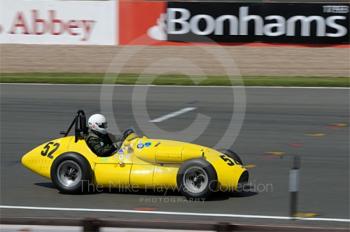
left=86, top=114, right=119, bottom=157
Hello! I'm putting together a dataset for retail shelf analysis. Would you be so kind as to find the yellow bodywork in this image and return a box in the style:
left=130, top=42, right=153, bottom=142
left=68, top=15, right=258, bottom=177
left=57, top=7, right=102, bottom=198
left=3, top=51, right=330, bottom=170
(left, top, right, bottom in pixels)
left=21, top=134, right=247, bottom=191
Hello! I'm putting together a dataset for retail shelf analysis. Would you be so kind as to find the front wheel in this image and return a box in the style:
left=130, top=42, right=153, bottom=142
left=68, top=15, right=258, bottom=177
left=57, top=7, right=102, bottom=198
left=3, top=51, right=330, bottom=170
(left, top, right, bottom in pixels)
left=51, top=153, right=92, bottom=193
left=177, top=159, right=217, bottom=200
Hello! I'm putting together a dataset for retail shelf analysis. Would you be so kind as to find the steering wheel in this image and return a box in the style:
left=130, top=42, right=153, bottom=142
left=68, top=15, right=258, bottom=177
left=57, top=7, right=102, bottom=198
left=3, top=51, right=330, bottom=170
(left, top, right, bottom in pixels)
left=120, top=128, right=136, bottom=143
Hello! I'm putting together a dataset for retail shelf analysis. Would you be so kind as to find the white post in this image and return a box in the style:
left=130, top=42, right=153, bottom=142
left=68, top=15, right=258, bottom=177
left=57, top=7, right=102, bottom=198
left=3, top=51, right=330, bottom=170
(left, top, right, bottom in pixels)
left=289, top=155, right=300, bottom=218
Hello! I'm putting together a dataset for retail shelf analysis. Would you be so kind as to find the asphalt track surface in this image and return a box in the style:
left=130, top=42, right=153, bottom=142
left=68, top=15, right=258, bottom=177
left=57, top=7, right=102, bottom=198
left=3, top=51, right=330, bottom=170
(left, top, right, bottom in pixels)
left=0, top=84, right=349, bottom=228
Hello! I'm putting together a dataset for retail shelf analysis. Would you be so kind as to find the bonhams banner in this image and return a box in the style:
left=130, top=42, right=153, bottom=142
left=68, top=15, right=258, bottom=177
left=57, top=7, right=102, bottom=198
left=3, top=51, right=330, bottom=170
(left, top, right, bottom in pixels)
left=0, top=0, right=117, bottom=45
left=120, top=1, right=350, bottom=45
left=167, top=2, right=349, bottom=44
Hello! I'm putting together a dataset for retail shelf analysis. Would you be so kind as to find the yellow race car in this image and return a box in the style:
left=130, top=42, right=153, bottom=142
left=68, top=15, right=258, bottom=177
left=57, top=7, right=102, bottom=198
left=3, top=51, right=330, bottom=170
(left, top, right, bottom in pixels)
left=21, top=110, right=248, bottom=199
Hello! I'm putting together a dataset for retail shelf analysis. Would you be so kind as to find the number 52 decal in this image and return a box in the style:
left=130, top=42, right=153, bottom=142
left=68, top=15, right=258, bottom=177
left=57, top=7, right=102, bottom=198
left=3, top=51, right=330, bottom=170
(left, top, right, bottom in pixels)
left=220, top=154, right=235, bottom=166
left=41, top=142, right=60, bottom=159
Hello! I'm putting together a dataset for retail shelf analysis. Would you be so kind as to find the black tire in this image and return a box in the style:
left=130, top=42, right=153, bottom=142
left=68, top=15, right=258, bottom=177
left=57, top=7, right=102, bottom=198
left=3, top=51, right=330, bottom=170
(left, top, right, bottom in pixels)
left=51, top=152, right=92, bottom=194
left=177, top=159, right=217, bottom=200
left=220, top=149, right=243, bottom=165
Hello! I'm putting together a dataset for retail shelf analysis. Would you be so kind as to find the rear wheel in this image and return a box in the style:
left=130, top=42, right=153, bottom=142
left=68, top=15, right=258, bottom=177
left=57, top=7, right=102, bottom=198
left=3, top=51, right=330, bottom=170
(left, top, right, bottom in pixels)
left=177, top=159, right=217, bottom=200
left=220, top=149, right=243, bottom=165
left=51, top=153, right=92, bottom=193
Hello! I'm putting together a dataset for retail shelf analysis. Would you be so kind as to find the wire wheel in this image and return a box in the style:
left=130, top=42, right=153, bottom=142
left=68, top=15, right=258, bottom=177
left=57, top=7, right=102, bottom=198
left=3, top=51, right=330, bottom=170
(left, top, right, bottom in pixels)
left=57, top=160, right=82, bottom=188
left=183, top=166, right=209, bottom=194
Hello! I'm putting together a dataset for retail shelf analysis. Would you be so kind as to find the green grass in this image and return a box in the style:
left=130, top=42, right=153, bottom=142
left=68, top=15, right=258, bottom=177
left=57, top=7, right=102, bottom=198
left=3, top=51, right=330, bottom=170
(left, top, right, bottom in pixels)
left=0, top=73, right=349, bottom=87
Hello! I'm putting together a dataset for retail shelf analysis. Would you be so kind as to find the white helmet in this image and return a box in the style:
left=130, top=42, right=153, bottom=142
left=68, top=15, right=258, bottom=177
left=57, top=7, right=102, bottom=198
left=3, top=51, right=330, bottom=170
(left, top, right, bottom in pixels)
left=88, top=114, right=107, bottom=134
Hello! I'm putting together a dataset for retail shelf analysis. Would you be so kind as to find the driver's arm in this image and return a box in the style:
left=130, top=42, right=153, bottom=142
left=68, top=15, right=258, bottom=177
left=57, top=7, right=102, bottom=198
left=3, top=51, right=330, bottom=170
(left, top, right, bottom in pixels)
left=107, top=133, right=123, bottom=150
left=87, top=136, right=117, bottom=157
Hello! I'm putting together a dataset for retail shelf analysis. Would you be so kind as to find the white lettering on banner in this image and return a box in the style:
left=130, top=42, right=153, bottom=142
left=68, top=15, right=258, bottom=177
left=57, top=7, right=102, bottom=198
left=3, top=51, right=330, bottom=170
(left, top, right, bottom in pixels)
left=167, top=8, right=190, bottom=35
left=323, top=5, right=349, bottom=14
left=239, top=7, right=264, bottom=36
left=263, top=16, right=285, bottom=37
left=286, top=16, right=325, bottom=37
left=166, top=6, right=348, bottom=38
left=215, top=15, right=238, bottom=36
left=190, top=15, right=215, bottom=35
left=326, top=16, right=348, bottom=37
left=0, top=0, right=117, bottom=45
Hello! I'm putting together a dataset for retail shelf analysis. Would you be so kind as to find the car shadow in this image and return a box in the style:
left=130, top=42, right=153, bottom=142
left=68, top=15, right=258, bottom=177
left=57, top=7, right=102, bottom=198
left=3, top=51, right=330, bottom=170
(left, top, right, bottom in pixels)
left=35, top=182, right=258, bottom=200
left=35, top=182, right=103, bottom=195
left=208, top=190, right=258, bottom=201
left=35, top=182, right=56, bottom=189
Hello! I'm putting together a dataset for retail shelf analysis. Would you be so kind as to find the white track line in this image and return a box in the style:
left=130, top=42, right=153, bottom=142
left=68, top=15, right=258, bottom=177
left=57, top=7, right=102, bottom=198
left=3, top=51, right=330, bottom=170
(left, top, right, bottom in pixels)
left=150, top=107, right=196, bottom=123
left=0, top=83, right=349, bottom=90
left=0, top=205, right=349, bottom=223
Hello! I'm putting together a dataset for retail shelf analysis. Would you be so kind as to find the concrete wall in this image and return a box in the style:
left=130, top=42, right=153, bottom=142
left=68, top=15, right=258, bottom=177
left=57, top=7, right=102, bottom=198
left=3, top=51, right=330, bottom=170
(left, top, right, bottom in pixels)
left=1, top=44, right=349, bottom=76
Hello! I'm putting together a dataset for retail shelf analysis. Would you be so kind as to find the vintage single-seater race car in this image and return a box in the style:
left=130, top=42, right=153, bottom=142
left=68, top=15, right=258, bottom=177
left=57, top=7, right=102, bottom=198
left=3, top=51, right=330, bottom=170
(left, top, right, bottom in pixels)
left=21, top=110, right=249, bottom=199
